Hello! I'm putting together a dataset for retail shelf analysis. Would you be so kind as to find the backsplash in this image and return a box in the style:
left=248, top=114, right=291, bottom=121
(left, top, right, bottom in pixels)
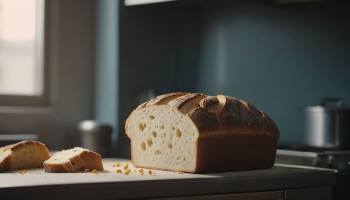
left=116, top=0, right=350, bottom=156
left=193, top=1, right=350, bottom=145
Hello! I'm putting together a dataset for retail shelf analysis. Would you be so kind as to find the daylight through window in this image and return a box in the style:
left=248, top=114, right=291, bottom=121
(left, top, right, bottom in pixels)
left=0, top=0, right=44, bottom=96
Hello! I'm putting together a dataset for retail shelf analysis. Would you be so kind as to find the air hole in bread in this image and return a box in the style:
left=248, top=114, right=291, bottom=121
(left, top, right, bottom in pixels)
left=176, top=129, right=182, bottom=138
left=171, top=127, right=175, bottom=131
left=168, top=143, right=173, bottom=149
left=152, top=131, right=157, bottom=137
left=139, top=123, right=145, bottom=131
left=155, top=150, right=161, bottom=155
left=141, top=142, right=146, bottom=151
left=149, top=115, right=155, bottom=120
left=147, top=139, right=153, bottom=147
left=160, top=125, right=164, bottom=130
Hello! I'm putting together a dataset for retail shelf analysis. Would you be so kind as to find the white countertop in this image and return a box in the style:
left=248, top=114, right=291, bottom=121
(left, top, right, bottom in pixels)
left=0, top=159, right=335, bottom=200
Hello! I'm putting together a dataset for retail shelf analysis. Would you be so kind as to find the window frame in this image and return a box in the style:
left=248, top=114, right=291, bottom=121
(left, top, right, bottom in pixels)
left=0, top=0, right=96, bottom=151
left=0, top=0, right=49, bottom=107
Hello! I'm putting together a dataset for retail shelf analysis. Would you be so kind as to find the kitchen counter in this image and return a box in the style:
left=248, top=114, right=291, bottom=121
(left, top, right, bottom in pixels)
left=0, top=159, right=335, bottom=200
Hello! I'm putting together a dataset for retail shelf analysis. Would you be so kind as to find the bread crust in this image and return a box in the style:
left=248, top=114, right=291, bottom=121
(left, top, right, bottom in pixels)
left=0, top=155, right=12, bottom=171
left=168, top=93, right=206, bottom=114
left=195, top=133, right=278, bottom=173
left=127, top=93, right=279, bottom=138
left=146, top=92, right=186, bottom=107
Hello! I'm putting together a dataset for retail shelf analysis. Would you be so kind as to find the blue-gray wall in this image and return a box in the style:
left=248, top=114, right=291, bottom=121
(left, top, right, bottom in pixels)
left=95, top=0, right=119, bottom=156
left=195, top=1, right=350, bottom=145
left=115, top=0, right=350, bottom=156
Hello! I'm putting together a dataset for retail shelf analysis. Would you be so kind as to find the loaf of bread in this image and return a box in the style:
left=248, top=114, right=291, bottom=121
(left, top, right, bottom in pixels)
left=43, top=147, right=104, bottom=173
left=125, top=92, right=279, bottom=173
left=0, top=141, right=50, bottom=171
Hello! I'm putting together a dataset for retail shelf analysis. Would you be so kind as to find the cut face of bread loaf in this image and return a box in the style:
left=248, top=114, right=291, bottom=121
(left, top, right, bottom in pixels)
left=43, top=147, right=103, bottom=173
left=125, top=93, right=280, bottom=173
left=0, top=141, right=50, bottom=171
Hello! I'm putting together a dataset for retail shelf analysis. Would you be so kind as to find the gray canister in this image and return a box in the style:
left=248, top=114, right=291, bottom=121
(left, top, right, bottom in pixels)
left=79, top=120, right=112, bottom=157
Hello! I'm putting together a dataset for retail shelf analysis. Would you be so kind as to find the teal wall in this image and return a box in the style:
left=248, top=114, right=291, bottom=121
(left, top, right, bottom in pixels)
left=95, top=0, right=119, bottom=156
left=195, top=1, right=350, bottom=145
left=103, top=0, right=350, bottom=156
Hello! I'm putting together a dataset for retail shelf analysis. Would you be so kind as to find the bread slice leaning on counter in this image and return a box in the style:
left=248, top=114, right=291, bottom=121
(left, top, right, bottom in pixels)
left=0, top=141, right=50, bottom=171
left=125, top=92, right=280, bottom=173
left=43, top=147, right=104, bottom=173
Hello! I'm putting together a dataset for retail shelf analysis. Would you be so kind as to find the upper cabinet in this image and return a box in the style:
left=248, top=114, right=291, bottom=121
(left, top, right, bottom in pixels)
left=124, top=0, right=334, bottom=6
left=124, top=0, right=175, bottom=6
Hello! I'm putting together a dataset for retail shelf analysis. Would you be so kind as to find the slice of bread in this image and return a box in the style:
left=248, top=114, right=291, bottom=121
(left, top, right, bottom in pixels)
left=125, top=92, right=280, bottom=173
left=43, top=147, right=104, bottom=173
left=0, top=141, right=50, bottom=171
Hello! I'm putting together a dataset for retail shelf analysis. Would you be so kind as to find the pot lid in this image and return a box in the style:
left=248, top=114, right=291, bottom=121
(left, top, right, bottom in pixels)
left=303, top=98, right=350, bottom=112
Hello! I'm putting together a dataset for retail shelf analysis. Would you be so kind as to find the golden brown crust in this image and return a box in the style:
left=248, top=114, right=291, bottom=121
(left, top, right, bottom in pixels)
left=127, top=93, right=279, bottom=139
left=146, top=92, right=187, bottom=107
left=218, top=96, right=263, bottom=133
left=0, top=156, right=12, bottom=171
left=43, top=162, right=75, bottom=173
left=195, top=133, right=278, bottom=173
left=78, top=150, right=104, bottom=171
left=168, top=93, right=206, bottom=114
left=199, top=96, right=220, bottom=112
left=188, top=107, right=220, bottom=134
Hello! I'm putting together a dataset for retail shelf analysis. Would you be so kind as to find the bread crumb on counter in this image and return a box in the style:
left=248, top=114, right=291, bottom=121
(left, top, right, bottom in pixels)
left=20, top=170, right=27, bottom=175
left=112, top=162, right=158, bottom=176
left=84, top=169, right=90, bottom=173
left=177, top=170, right=183, bottom=174
left=123, top=163, right=129, bottom=170
left=91, top=169, right=98, bottom=174
left=124, top=169, right=131, bottom=175
left=112, top=162, right=120, bottom=167
left=138, top=168, right=144, bottom=175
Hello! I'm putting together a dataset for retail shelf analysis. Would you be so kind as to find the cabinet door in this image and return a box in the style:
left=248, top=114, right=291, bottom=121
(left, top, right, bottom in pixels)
left=285, top=186, right=332, bottom=200
left=153, top=190, right=283, bottom=200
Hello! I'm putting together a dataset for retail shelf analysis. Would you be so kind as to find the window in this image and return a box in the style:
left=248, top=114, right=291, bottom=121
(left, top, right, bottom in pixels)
left=0, top=0, right=46, bottom=106
left=0, top=0, right=96, bottom=150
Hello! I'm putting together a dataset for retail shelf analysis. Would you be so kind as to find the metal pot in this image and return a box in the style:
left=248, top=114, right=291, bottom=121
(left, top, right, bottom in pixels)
left=302, top=98, right=350, bottom=149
